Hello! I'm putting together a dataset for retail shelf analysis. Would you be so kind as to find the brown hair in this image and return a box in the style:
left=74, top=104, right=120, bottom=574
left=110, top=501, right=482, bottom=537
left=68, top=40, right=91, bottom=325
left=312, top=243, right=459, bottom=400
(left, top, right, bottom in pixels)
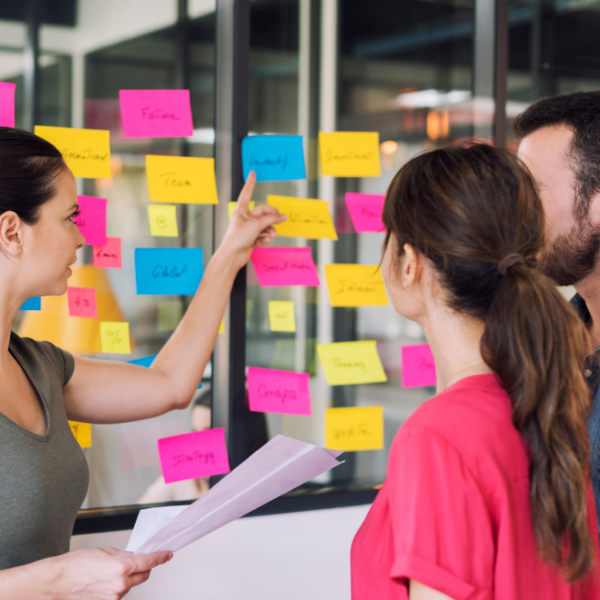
left=383, top=143, right=594, bottom=581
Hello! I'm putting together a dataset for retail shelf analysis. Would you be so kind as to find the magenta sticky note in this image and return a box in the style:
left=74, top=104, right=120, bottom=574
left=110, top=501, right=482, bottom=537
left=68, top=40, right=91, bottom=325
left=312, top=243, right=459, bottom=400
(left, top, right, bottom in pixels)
left=119, top=89, right=194, bottom=138
left=93, top=237, right=122, bottom=269
left=158, top=428, right=230, bottom=484
left=345, top=193, right=386, bottom=233
left=401, top=343, right=437, bottom=388
left=75, top=195, right=107, bottom=246
left=67, top=287, right=98, bottom=319
left=247, top=367, right=312, bottom=416
left=0, top=82, right=16, bottom=128
left=250, top=247, right=320, bottom=287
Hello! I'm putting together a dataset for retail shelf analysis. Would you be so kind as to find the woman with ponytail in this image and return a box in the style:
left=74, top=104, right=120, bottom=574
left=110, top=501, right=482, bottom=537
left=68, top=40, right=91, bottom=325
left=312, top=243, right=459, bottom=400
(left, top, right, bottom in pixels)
left=351, top=144, right=600, bottom=599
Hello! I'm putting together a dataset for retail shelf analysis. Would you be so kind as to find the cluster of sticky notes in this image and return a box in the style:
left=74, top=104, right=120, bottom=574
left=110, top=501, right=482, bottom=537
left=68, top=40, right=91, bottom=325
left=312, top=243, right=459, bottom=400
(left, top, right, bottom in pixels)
left=268, top=301, right=296, bottom=332
left=401, top=343, right=436, bottom=388
left=69, top=421, right=92, bottom=448
left=325, top=406, right=383, bottom=452
left=0, top=81, right=16, bottom=128
left=324, top=264, right=387, bottom=307
left=247, top=367, right=312, bottom=416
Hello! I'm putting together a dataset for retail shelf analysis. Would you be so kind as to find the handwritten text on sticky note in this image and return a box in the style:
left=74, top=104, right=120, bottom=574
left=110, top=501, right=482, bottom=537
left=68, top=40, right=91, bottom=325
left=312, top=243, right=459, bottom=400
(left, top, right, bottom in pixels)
left=250, top=247, right=320, bottom=287
left=247, top=367, right=311, bottom=416
left=267, top=196, right=338, bottom=240
left=242, top=135, right=306, bottom=182
left=317, top=341, right=387, bottom=386
left=69, top=421, right=92, bottom=448
left=345, top=193, right=386, bottom=233
left=268, top=301, right=296, bottom=332
left=93, top=237, right=122, bottom=269
left=148, top=204, right=178, bottom=237
left=100, top=321, right=131, bottom=354
left=401, top=343, right=437, bottom=388
left=0, top=82, right=16, bottom=128
left=325, top=406, right=383, bottom=451
left=20, top=297, right=41, bottom=311
left=324, top=264, right=388, bottom=307
left=75, top=195, right=107, bottom=245
left=319, top=132, right=381, bottom=177
left=67, top=287, right=98, bottom=319
left=135, top=248, right=204, bottom=295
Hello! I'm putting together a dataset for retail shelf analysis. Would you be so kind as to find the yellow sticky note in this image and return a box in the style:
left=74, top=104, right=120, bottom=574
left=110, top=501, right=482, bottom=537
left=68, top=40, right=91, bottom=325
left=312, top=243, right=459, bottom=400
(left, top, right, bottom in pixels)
left=68, top=421, right=92, bottom=448
left=266, top=195, right=338, bottom=240
left=325, top=264, right=388, bottom=307
left=148, top=204, right=178, bottom=237
left=319, top=132, right=381, bottom=177
left=100, top=321, right=131, bottom=354
left=317, top=341, right=387, bottom=385
left=269, top=301, right=296, bottom=332
left=146, top=155, right=218, bottom=204
left=35, top=126, right=111, bottom=179
left=219, top=320, right=225, bottom=334
left=325, top=406, right=383, bottom=451
left=228, top=201, right=255, bottom=219
left=158, top=300, right=183, bottom=331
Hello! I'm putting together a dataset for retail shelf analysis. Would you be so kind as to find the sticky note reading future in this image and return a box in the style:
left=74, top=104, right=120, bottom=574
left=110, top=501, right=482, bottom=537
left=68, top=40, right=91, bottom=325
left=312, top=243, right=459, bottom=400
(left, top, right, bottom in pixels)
left=247, top=367, right=312, bottom=416
left=325, top=406, right=384, bottom=452
left=119, top=89, right=193, bottom=138
left=228, top=201, right=255, bottom=219
left=20, top=297, right=41, bottom=311
left=250, top=247, right=320, bottom=287
left=0, top=82, right=16, bottom=127
left=34, top=126, right=111, bottom=179
left=135, top=248, right=204, bottom=295
left=146, top=155, right=218, bottom=204
left=401, top=343, right=437, bottom=388
left=158, top=428, right=230, bottom=484
left=148, top=204, right=178, bottom=237
left=93, top=237, right=122, bottom=269
left=267, top=196, right=338, bottom=240
left=324, top=264, right=388, bottom=307
left=100, top=321, right=131, bottom=354
left=241, top=135, right=306, bottom=182
left=345, top=193, right=386, bottom=233
left=317, top=341, right=387, bottom=386
left=319, top=132, right=381, bottom=177
left=268, top=301, right=296, bottom=332
left=75, top=195, right=107, bottom=245
left=67, top=287, right=98, bottom=319
left=69, top=421, right=92, bottom=448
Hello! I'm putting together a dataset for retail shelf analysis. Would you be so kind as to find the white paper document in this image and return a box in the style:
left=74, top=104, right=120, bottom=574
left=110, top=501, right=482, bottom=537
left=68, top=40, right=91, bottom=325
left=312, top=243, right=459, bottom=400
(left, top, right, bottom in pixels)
left=128, top=435, right=343, bottom=554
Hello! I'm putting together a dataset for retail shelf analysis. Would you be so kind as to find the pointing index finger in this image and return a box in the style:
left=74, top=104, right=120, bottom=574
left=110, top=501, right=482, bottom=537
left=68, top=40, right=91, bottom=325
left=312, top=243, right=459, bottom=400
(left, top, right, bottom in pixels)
left=236, top=171, right=256, bottom=213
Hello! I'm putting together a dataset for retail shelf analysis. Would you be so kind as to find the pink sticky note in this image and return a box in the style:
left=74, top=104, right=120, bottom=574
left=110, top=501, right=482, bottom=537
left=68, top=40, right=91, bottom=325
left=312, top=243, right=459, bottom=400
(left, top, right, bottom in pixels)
left=119, top=89, right=193, bottom=138
left=75, top=195, right=107, bottom=246
left=250, top=247, right=320, bottom=287
left=401, top=343, right=437, bottom=388
left=93, top=237, right=122, bottom=269
left=67, top=287, right=98, bottom=319
left=0, top=82, right=16, bottom=127
left=158, top=428, right=230, bottom=484
left=247, top=367, right=312, bottom=416
left=345, top=193, right=386, bottom=233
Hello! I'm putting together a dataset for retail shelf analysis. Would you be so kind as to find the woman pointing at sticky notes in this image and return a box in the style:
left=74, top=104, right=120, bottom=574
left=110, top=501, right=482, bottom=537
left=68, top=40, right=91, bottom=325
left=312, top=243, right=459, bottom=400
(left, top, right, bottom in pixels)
left=0, top=127, right=285, bottom=599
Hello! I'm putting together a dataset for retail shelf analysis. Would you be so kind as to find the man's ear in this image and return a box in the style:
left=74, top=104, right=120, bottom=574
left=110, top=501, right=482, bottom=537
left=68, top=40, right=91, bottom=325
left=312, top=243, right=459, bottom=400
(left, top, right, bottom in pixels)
left=0, top=211, right=25, bottom=258
left=401, top=244, right=421, bottom=288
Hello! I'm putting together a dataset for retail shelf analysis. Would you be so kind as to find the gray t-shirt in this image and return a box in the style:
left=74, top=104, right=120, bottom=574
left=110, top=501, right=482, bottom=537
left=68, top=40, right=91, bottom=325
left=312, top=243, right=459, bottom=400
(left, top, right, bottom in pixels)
left=0, top=332, right=89, bottom=570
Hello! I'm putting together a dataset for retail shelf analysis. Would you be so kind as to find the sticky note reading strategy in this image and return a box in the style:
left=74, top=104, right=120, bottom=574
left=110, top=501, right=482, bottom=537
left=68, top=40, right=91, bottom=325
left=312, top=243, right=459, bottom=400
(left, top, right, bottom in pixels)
left=34, top=126, right=111, bottom=179
left=148, top=204, right=178, bottom=237
left=135, top=248, right=204, bottom=295
left=100, top=321, right=131, bottom=354
left=345, top=193, right=386, bottom=233
left=401, top=343, right=437, bottom=388
left=0, top=82, right=16, bottom=127
left=242, top=135, right=306, bottom=182
left=268, top=301, right=296, bottom=332
left=67, top=287, right=98, bottom=319
left=247, top=367, right=312, bottom=416
left=319, top=132, right=381, bottom=177
left=93, top=237, right=122, bottom=269
left=250, top=247, right=320, bottom=287
left=158, top=427, right=230, bottom=484
left=267, top=196, right=338, bottom=240
left=317, top=341, right=387, bottom=386
left=120, top=89, right=193, bottom=138
left=325, top=406, right=384, bottom=452
left=75, top=195, right=107, bottom=246
left=146, top=155, right=218, bottom=204
left=324, top=264, right=387, bottom=307
left=69, top=421, right=92, bottom=448
left=20, top=297, right=41, bottom=311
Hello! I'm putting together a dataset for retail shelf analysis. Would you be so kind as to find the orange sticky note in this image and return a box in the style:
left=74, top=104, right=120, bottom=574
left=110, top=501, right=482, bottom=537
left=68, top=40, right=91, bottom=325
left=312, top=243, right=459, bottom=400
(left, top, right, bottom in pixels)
left=325, top=406, right=383, bottom=451
left=68, top=421, right=92, bottom=448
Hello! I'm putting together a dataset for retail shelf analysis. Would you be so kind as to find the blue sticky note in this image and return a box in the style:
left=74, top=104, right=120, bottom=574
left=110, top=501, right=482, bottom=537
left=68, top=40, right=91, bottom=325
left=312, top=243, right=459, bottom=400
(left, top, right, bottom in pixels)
left=135, top=248, right=204, bottom=295
left=128, top=354, right=202, bottom=388
left=241, top=135, right=306, bottom=182
left=20, top=297, right=41, bottom=311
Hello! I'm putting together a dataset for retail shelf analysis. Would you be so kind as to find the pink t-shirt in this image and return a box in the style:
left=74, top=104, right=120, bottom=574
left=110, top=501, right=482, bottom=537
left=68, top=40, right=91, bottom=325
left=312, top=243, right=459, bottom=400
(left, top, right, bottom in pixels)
left=351, top=374, right=600, bottom=600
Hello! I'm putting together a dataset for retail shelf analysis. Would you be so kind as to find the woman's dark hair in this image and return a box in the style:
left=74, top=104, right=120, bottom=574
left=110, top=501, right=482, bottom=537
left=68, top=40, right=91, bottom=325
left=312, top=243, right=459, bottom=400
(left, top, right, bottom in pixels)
left=382, top=144, right=594, bottom=581
left=0, top=127, right=66, bottom=225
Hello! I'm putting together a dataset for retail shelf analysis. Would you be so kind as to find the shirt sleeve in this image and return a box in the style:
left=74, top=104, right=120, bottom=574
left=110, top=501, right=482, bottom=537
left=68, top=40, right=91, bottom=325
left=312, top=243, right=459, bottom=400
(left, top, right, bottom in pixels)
left=33, top=340, right=76, bottom=386
left=387, top=427, right=495, bottom=600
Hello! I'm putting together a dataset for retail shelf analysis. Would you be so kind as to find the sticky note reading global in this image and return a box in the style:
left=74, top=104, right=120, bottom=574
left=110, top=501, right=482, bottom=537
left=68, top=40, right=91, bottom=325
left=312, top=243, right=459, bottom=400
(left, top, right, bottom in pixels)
left=325, top=406, right=384, bottom=452
left=135, top=248, right=204, bottom=295
left=268, top=301, right=296, bottom=332
left=401, top=343, right=437, bottom=388
left=319, top=132, right=381, bottom=177
left=93, top=237, right=122, bottom=269
left=148, top=204, right=178, bottom=237
left=158, top=428, right=230, bottom=484
left=324, top=264, right=388, bottom=307
left=75, top=195, right=107, bottom=245
left=241, top=135, right=306, bottom=182
left=20, top=297, right=41, bottom=311
left=250, top=247, right=320, bottom=287
left=100, top=321, right=131, bottom=354
left=120, top=89, right=193, bottom=138
left=67, top=287, right=98, bottom=319
left=247, top=367, right=312, bottom=416
left=34, top=126, right=111, bottom=179
left=69, top=421, right=92, bottom=448
left=0, top=82, right=16, bottom=127
left=267, top=196, right=338, bottom=240
left=146, top=155, right=218, bottom=204
left=317, top=341, right=387, bottom=386
left=345, top=193, right=386, bottom=233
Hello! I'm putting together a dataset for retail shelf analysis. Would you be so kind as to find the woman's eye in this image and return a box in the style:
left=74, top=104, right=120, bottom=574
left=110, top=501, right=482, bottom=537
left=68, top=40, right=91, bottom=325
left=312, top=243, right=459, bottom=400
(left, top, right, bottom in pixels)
left=69, top=211, right=81, bottom=222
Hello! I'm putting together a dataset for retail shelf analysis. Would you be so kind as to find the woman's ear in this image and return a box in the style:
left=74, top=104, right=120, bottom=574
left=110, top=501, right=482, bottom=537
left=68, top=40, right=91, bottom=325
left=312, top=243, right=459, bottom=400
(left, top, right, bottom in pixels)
left=0, top=211, right=25, bottom=258
left=400, top=244, right=421, bottom=288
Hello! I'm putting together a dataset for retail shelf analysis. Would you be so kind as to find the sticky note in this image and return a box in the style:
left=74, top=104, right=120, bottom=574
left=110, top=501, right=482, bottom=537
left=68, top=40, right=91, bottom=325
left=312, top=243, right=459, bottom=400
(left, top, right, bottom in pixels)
left=100, top=321, right=131, bottom=354
left=324, top=264, right=388, bottom=307
left=128, top=355, right=202, bottom=388
left=319, top=132, right=381, bottom=177
left=345, top=193, right=386, bottom=233
left=135, top=248, right=204, bottom=295
left=250, top=247, right=320, bottom=287
left=93, top=237, right=122, bottom=269
left=219, top=320, right=225, bottom=334
left=268, top=301, right=296, bottom=332
left=267, top=196, right=338, bottom=240
left=34, top=126, right=111, bottom=179
left=325, top=406, right=384, bottom=451
left=157, top=300, right=183, bottom=331
left=146, top=155, right=218, bottom=204
left=148, top=204, right=178, bottom=237
left=0, top=82, right=16, bottom=127
left=158, top=427, right=231, bottom=484
left=317, top=341, right=387, bottom=386
left=247, top=367, right=311, bottom=416
left=20, top=297, right=41, bottom=311
left=74, top=195, right=107, bottom=245
left=69, top=421, right=92, bottom=448
left=401, top=343, right=437, bottom=388
left=67, top=287, right=98, bottom=319
left=241, top=135, right=306, bottom=182
left=119, top=89, right=193, bottom=138
left=228, top=201, right=255, bottom=219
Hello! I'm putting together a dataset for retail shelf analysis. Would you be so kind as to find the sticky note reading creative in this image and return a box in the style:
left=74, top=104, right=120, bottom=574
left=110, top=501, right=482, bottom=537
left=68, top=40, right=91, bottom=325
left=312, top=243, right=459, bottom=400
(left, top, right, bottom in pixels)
left=67, top=287, right=98, bottom=319
left=324, top=264, right=387, bottom=307
left=345, top=193, right=386, bottom=233
left=0, top=82, right=16, bottom=128
left=100, top=321, right=131, bottom=354
left=401, top=343, right=437, bottom=388
left=267, top=196, right=337, bottom=240
left=325, top=406, right=384, bottom=452
left=250, top=247, right=320, bottom=287
left=135, top=248, right=204, bottom=295
left=68, top=421, right=92, bottom=448
left=317, top=341, right=387, bottom=386
left=241, top=135, right=306, bottom=182
left=20, top=297, right=41, bottom=311
left=93, top=237, right=122, bottom=269
left=75, top=195, right=107, bottom=246
left=319, top=132, right=381, bottom=177
left=158, top=428, right=230, bottom=484
left=148, top=204, right=178, bottom=237
left=34, top=126, right=111, bottom=179
left=247, top=367, right=312, bottom=416
left=268, top=301, right=296, bottom=332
